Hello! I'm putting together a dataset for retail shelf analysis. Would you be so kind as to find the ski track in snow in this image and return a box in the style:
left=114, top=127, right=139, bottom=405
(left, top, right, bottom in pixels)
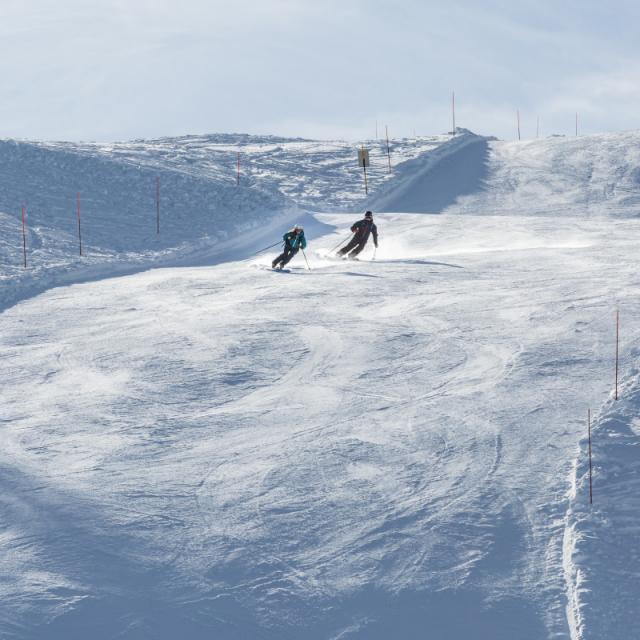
left=2, top=131, right=640, bottom=638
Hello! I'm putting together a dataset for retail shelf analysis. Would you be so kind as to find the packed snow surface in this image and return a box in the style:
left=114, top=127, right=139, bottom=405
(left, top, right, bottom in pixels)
left=2, top=130, right=640, bottom=638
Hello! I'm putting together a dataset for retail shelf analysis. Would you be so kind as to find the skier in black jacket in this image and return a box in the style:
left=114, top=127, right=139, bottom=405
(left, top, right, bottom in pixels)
left=338, top=211, right=378, bottom=259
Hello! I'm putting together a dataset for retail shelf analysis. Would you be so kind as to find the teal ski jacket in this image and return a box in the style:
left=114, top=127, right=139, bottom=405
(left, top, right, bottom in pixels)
left=284, top=230, right=307, bottom=250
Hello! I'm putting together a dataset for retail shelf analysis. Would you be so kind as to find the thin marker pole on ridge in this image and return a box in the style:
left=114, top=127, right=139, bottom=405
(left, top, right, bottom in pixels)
left=452, top=91, right=456, bottom=134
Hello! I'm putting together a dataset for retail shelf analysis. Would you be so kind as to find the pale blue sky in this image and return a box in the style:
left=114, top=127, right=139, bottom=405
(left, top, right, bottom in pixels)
left=1, top=0, right=639, bottom=141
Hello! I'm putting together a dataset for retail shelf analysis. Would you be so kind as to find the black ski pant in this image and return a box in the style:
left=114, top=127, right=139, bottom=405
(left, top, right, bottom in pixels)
left=273, top=246, right=299, bottom=267
left=338, top=236, right=367, bottom=257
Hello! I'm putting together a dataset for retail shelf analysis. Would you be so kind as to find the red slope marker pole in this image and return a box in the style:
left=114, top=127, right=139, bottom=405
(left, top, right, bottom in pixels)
left=615, top=310, right=619, bottom=400
left=21, top=205, right=27, bottom=268
left=588, top=408, right=593, bottom=505
left=76, top=192, right=83, bottom=256
left=156, top=177, right=160, bottom=235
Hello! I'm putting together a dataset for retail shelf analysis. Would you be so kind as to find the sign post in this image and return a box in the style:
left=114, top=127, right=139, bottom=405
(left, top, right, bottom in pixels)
left=358, top=146, right=370, bottom=195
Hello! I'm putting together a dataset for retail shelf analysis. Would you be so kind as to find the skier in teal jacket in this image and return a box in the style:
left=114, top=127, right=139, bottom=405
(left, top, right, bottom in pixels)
left=272, top=225, right=307, bottom=269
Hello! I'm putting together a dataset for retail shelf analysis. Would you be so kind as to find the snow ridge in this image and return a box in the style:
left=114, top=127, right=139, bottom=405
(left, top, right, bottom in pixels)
left=453, top=131, right=640, bottom=218
left=369, top=130, right=492, bottom=213
left=564, top=362, right=640, bottom=640
left=563, top=456, right=583, bottom=640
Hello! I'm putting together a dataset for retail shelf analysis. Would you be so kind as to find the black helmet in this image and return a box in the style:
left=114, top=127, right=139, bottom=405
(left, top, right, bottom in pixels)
left=364, top=211, right=373, bottom=218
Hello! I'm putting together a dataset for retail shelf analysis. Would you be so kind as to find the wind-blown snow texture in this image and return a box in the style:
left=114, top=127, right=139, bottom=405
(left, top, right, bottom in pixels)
left=2, top=129, right=640, bottom=639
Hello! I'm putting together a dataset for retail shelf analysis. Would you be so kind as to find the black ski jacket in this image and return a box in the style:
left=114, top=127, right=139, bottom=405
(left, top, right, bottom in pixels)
left=351, top=219, right=378, bottom=246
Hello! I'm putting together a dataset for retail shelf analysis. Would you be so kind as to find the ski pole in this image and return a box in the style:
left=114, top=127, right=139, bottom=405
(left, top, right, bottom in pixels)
left=251, top=240, right=283, bottom=257
left=372, top=246, right=377, bottom=261
left=301, top=248, right=311, bottom=271
left=329, top=234, right=353, bottom=254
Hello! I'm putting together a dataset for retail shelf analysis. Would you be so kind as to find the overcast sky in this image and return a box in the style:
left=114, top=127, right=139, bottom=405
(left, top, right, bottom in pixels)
left=1, top=0, right=640, bottom=142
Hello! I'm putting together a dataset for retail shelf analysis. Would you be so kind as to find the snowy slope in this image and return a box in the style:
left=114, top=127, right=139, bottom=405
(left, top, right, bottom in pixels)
left=0, top=132, right=459, bottom=312
left=372, top=130, right=640, bottom=218
left=2, top=131, right=640, bottom=638
left=0, top=137, right=284, bottom=312
left=2, top=214, right=639, bottom=639
left=565, top=361, right=640, bottom=640
left=38, top=133, right=453, bottom=212
left=453, top=132, right=640, bottom=217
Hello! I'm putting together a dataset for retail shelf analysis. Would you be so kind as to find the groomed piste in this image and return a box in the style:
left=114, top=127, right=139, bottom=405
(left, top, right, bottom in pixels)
left=1, top=130, right=639, bottom=639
